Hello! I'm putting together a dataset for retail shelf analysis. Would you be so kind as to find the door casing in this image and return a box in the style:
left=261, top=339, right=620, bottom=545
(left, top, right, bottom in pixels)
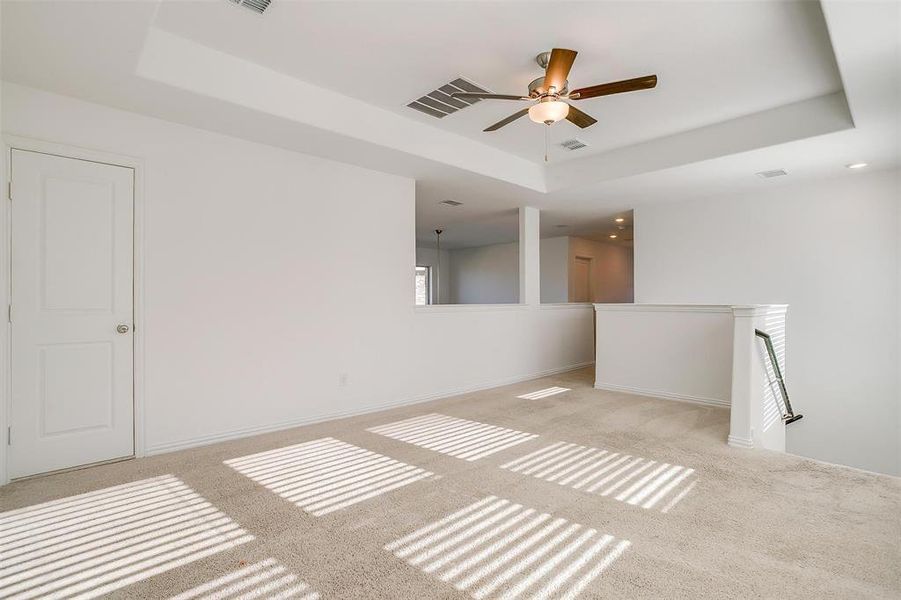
left=0, top=135, right=147, bottom=485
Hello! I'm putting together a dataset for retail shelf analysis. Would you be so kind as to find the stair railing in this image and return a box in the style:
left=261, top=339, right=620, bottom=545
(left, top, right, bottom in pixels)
left=755, top=329, right=803, bottom=425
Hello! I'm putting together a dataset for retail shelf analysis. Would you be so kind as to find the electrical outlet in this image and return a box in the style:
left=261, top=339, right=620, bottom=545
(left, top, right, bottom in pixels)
left=339, top=373, right=348, bottom=386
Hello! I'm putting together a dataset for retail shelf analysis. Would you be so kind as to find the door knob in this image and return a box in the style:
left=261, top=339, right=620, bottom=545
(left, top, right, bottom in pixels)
left=116, top=324, right=130, bottom=334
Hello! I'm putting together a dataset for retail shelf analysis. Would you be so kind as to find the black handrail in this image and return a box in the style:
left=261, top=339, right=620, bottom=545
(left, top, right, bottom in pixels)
left=755, top=329, right=803, bottom=425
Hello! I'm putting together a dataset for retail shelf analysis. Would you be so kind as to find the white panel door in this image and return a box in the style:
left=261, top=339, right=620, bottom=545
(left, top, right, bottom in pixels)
left=572, top=257, right=592, bottom=303
left=9, top=149, right=135, bottom=478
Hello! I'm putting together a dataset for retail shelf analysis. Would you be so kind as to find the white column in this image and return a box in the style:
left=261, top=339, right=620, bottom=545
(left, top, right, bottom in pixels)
left=728, top=307, right=759, bottom=449
left=519, top=206, right=540, bottom=306
left=729, top=305, right=787, bottom=452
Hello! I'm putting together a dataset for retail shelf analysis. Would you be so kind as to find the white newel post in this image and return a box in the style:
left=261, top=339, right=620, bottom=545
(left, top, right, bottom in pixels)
left=729, top=305, right=788, bottom=451
left=519, top=206, right=540, bottom=306
left=728, top=306, right=760, bottom=448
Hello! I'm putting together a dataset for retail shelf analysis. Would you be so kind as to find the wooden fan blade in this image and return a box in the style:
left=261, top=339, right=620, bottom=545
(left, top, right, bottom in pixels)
left=545, top=48, right=578, bottom=93
left=484, top=108, right=530, bottom=131
left=565, top=104, right=597, bottom=128
left=571, top=74, right=657, bottom=99
left=451, top=92, right=530, bottom=101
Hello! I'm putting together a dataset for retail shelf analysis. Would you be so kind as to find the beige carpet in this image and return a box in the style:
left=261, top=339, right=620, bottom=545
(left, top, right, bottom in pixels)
left=1, top=367, right=899, bottom=599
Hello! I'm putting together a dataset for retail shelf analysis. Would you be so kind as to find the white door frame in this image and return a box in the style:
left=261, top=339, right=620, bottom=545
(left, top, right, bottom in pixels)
left=0, top=135, right=147, bottom=485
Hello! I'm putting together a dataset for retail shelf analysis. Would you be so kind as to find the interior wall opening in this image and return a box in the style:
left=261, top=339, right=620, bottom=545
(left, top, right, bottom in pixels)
left=415, top=210, right=520, bottom=305
left=540, top=210, right=634, bottom=304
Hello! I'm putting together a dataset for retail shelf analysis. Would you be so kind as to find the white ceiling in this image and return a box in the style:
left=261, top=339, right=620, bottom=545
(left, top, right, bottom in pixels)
left=152, top=0, right=842, bottom=164
left=2, top=1, right=899, bottom=248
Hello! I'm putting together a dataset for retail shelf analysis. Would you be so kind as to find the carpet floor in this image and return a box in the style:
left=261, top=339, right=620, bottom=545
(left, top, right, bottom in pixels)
left=1, top=367, right=899, bottom=599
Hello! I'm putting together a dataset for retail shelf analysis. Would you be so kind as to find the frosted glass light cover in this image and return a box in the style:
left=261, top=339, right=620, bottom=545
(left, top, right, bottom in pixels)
left=529, top=101, right=570, bottom=124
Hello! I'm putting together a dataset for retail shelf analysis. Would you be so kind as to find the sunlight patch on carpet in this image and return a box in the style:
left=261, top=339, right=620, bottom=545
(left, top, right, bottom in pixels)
left=225, top=438, right=432, bottom=516
left=501, top=441, right=697, bottom=512
left=516, top=387, right=571, bottom=400
left=167, top=558, right=319, bottom=600
left=385, top=496, right=629, bottom=599
left=0, top=475, right=252, bottom=600
left=367, top=414, right=537, bottom=461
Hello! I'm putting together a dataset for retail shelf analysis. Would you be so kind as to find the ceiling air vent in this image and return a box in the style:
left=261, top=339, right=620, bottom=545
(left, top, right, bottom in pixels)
left=560, top=138, right=589, bottom=151
left=407, top=78, right=491, bottom=119
left=439, top=200, right=463, bottom=207
left=227, top=0, right=271, bottom=14
left=756, top=169, right=788, bottom=179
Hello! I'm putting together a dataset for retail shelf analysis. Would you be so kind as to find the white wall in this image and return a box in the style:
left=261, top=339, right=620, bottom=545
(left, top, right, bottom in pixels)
left=1, top=83, right=595, bottom=458
left=447, top=241, right=519, bottom=304
left=635, top=169, right=901, bottom=475
left=444, top=236, right=576, bottom=305
left=594, top=305, right=735, bottom=406
left=538, top=236, right=634, bottom=304
left=421, top=234, right=634, bottom=306
left=541, top=236, right=570, bottom=303
left=415, top=245, right=449, bottom=304
left=569, top=237, right=634, bottom=303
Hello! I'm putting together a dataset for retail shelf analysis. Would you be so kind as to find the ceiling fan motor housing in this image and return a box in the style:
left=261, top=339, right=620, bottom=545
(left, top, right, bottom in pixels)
left=528, top=76, right=568, bottom=98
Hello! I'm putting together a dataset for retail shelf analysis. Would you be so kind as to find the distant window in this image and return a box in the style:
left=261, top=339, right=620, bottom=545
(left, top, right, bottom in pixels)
left=415, top=266, right=431, bottom=306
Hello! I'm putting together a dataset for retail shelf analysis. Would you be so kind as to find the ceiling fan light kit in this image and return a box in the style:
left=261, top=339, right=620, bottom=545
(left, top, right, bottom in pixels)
left=451, top=48, right=658, bottom=137
left=529, top=99, right=570, bottom=124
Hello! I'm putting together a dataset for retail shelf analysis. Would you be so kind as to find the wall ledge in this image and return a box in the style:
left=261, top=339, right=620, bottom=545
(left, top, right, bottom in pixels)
left=593, top=303, right=789, bottom=315
left=731, top=304, right=789, bottom=317
left=146, top=360, right=596, bottom=456
left=593, top=382, right=730, bottom=408
left=414, top=302, right=597, bottom=314
left=594, top=304, right=733, bottom=313
left=538, top=303, right=594, bottom=310
left=414, top=303, right=525, bottom=314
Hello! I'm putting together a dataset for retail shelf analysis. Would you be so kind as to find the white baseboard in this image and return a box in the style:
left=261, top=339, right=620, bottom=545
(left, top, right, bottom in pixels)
left=727, top=434, right=755, bottom=449
left=145, top=361, right=595, bottom=456
left=593, top=381, right=730, bottom=408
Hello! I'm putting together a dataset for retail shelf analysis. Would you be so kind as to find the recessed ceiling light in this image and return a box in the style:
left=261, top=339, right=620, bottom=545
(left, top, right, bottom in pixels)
left=609, top=234, right=617, bottom=239
left=615, top=217, right=625, bottom=223
left=846, top=162, right=868, bottom=169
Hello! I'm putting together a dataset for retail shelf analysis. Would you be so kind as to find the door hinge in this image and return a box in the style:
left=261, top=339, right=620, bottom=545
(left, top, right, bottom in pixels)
left=7, top=181, right=11, bottom=201
left=6, top=427, right=10, bottom=446
left=7, top=304, right=10, bottom=323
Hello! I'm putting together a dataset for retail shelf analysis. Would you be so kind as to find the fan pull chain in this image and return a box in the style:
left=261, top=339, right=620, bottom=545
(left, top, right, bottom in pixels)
left=545, top=123, right=549, bottom=162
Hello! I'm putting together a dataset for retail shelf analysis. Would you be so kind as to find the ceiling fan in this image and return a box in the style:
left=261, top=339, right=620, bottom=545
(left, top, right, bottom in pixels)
left=451, top=48, right=658, bottom=132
